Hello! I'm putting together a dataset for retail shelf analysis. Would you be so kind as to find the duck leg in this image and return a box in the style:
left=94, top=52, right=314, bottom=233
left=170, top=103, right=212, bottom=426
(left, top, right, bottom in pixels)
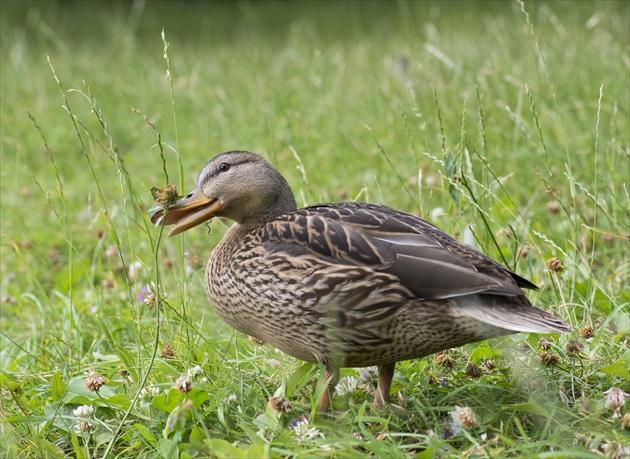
left=317, top=367, right=339, bottom=412
left=373, top=362, right=395, bottom=409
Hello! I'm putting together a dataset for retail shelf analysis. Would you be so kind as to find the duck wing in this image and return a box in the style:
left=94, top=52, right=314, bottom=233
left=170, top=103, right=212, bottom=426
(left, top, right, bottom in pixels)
left=259, top=202, right=529, bottom=301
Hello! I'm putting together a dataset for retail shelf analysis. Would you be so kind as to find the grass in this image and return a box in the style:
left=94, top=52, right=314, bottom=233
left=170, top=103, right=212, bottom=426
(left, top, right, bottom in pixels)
left=1, top=0, right=628, bottom=457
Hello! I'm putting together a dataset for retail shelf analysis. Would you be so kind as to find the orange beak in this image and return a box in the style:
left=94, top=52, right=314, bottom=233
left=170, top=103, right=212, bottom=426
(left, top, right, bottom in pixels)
left=149, top=187, right=222, bottom=237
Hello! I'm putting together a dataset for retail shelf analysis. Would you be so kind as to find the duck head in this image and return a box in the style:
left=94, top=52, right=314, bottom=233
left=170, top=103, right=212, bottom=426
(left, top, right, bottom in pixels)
left=150, top=151, right=297, bottom=236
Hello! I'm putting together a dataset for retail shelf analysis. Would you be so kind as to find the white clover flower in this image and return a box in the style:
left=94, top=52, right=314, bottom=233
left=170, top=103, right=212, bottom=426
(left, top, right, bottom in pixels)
left=604, top=387, right=629, bottom=419
left=430, top=207, right=445, bottom=219
left=335, top=376, right=358, bottom=397
left=358, top=367, right=378, bottom=388
left=140, top=386, right=160, bottom=398
left=73, top=405, right=94, bottom=418
left=224, top=393, right=237, bottom=403
left=187, top=365, right=204, bottom=378
left=127, top=260, right=144, bottom=281
left=104, top=244, right=119, bottom=258
left=293, top=421, right=323, bottom=443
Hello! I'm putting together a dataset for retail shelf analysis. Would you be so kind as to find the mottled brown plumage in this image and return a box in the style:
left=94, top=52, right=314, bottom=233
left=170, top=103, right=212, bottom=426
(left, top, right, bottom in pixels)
left=151, top=151, right=571, bottom=411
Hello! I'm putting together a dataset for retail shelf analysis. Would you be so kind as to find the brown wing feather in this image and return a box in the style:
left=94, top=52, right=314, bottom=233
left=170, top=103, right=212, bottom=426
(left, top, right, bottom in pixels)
left=259, top=202, right=530, bottom=301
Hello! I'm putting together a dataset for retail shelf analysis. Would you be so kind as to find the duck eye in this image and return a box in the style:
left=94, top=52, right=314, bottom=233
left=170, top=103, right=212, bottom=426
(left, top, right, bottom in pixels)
left=218, top=162, right=230, bottom=172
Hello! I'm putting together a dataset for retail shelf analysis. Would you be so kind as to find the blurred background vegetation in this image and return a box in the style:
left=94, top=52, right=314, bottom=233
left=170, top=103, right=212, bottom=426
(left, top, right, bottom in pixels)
left=1, top=1, right=628, bottom=457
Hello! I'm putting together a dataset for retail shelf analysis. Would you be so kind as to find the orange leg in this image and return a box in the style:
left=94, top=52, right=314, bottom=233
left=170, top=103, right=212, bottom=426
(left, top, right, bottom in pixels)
left=373, top=363, right=395, bottom=409
left=317, top=367, right=339, bottom=412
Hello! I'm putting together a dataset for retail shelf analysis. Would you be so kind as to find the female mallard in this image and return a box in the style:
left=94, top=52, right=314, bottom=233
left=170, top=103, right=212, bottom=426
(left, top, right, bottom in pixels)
left=151, top=151, right=571, bottom=411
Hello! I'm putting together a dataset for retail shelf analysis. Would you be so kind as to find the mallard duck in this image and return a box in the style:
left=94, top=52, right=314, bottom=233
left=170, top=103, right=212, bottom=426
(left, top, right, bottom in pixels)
left=150, top=150, right=571, bottom=411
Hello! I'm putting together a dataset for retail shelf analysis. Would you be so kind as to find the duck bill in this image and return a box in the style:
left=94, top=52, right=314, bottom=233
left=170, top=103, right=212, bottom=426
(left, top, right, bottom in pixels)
left=149, top=188, right=222, bottom=237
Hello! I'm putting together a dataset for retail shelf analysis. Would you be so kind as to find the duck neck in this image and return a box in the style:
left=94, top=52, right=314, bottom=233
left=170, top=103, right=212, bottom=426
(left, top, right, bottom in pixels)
left=236, top=179, right=297, bottom=230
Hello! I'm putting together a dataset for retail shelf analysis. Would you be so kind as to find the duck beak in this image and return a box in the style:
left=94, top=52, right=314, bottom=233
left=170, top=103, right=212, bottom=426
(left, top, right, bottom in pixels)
left=149, top=187, right=223, bottom=237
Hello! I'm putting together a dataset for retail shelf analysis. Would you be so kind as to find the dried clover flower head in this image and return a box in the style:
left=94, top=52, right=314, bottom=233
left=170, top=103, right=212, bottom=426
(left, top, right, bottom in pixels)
left=539, top=352, right=560, bottom=367
left=75, top=421, right=95, bottom=434
left=174, top=375, right=193, bottom=393
left=185, top=252, right=205, bottom=271
left=454, top=406, right=479, bottom=429
left=101, top=277, right=116, bottom=289
left=435, top=351, right=454, bottom=368
left=484, top=359, right=496, bottom=370
left=547, top=201, right=560, bottom=214
left=564, top=338, right=584, bottom=355
left=268, top=394, right=293, bottom=414
left=465, top=363, right=483, bottom=379
left=539, top=338, right=552, bottom=350
left=546, top=257, right=565, bottom=273
left=160, top=344, right=176, bottom=359
left=152, top=184, right=179, bottom=207
left=127, top=260, right=144, bottom=282
left=84, top=370, right=107, bottom=392
left=579, top=324, right=594, bottom=339
left=604, top=387, right=628, bottom=419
